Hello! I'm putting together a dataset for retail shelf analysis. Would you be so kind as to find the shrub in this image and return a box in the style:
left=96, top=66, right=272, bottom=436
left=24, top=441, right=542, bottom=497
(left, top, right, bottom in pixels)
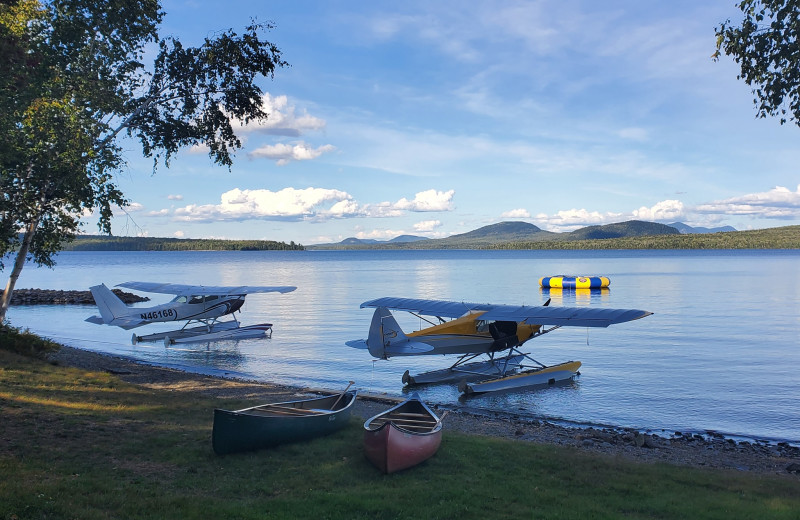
left=0, top=323, right=61, bottom=359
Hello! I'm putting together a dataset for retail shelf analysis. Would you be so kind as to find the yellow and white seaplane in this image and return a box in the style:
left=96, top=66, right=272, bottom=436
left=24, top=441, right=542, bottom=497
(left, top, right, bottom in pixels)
left=86, top=281, right=296, bottom=345
left=346, top=297, right=652, bottom=394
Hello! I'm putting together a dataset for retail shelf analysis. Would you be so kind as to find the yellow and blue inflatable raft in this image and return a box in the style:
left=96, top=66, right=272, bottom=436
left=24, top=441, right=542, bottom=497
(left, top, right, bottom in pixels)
left=539, top=276, right=610, bottom=289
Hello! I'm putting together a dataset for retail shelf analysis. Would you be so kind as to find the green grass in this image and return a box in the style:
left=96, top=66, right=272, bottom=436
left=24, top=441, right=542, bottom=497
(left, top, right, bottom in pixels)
left=1, top=349, right=799, bottom=519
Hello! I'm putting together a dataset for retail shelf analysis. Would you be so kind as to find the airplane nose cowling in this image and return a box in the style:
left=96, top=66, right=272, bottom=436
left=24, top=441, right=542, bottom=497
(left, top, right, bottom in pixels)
left=229, top=298, right=245, bottom=313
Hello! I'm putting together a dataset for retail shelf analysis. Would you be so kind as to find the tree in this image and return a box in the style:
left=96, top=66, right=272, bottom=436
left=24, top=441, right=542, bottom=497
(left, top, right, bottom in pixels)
left=0, top=0, right=287, bottom=322
left=714, top=0, right=800, bottom=127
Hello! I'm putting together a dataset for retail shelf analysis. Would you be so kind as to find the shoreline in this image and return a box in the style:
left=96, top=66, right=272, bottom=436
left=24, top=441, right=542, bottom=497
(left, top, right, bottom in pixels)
left=49, top=345, right=800, bottom=477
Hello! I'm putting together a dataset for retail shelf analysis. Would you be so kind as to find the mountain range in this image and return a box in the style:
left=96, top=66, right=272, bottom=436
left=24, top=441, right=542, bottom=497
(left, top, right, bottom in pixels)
left=667, top=222, right=737, bottom=234
left=320, top=220, right=737, bottom=248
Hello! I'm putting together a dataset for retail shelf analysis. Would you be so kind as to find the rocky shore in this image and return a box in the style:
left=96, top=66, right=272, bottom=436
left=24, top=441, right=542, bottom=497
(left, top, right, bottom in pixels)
left=9, top=288, right=148, bottom=305
left=49, top=345, right=800, bottom=478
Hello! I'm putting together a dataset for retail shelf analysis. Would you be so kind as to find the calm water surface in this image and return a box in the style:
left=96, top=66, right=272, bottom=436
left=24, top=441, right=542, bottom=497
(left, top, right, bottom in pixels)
left=6, top=249, right=800, bottom=443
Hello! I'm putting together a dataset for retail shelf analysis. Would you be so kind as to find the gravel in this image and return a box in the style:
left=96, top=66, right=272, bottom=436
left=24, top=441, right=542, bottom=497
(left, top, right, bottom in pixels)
left=49, top=345, right=800, bottom=477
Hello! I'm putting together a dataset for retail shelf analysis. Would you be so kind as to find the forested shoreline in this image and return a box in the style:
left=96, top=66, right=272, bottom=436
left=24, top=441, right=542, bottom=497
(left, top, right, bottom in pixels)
left=59, top=225, right=800, bottom=252
left=311, top=225, right=800, bottom=250
left=489, top=226, right=800, bottom=250
left=61, top=236, right=304, bottom=251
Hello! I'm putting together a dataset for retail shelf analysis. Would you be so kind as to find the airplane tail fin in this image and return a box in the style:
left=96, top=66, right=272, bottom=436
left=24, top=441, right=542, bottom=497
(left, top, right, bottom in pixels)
left=87, top=284, right=130, bottom=325
left=366, top=307, right=433, bottom=358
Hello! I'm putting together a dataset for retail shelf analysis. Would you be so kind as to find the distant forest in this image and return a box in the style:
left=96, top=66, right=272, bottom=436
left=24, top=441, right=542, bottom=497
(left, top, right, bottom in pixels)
left=490, top=226, right=800, bottom=250
left=312, top=224, right=800, bottom=250
left=62, top=236, right=304, bottom=251
left=60, top=224, right=800, bottom=252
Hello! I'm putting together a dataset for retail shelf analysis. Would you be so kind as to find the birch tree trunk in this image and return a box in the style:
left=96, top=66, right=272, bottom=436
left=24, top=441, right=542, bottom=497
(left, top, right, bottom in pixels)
left=0, top=219, right=39, bottom=323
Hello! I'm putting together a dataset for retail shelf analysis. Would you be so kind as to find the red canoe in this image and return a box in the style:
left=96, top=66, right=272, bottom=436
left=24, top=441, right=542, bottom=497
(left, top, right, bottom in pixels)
left=363, top=393, right=443, bottom=474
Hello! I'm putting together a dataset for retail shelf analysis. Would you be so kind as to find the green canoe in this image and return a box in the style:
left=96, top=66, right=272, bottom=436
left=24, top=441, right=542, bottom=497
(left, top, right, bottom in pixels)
left=212, top=390, right=358, bottom=455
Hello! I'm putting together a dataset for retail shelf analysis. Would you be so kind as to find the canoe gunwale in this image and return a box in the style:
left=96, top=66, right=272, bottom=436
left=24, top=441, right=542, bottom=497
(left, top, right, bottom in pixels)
left=211, top=390, right=358, bottom=455
left=362, top=393, right=444, bottom=474
left=363, top=395, right=441, bottom=435
left=230, top=391, right=357, bottom=415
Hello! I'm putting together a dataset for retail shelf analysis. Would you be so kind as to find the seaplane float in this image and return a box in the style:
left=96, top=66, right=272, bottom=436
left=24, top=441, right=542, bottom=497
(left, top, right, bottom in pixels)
left=86, top=281, right=296, bottom=345
left=346, top=296, right=652, bottom=395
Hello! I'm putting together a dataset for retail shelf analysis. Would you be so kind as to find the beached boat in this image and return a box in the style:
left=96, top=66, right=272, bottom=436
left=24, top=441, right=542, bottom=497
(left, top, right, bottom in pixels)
left=363, top=394, right=444, bottom=474
left=212, top=388, right=357, bottom=455
left=458, top=360, right=581, bottom=394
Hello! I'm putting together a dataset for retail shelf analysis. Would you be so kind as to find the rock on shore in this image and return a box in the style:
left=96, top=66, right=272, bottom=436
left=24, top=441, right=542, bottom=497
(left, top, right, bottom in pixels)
left=9, top=288, right=149, bottom=305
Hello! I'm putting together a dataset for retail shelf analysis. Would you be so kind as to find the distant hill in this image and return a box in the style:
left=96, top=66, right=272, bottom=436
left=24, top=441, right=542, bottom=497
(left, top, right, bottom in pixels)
left=567, top=221, right=679, bottom=240
left=445, top=221, right=543, bottom=240
left=336, top=235, right=428, bottom=245
left=338, top=237, right=379, bottom=245
left=668, top=222, right=737, bottom=234
left=388, top=235, right=429, bottom=243
left=311, top=220, right=684, bottom=249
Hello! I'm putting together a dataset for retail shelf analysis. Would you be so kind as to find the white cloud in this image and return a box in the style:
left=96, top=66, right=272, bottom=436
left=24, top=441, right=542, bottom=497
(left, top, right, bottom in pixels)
left=632, top=199, right=684, bottom=221
left=533, top=208, right=624, bottom=231
left=525, top=187, right=799, bottom=234
left=529, top=199, right=685, bottom=232
left=248, top=142, right=336, bottom=165
left=394, top=189, right=455, bottom=211
left=236, top=94, right=327, bottom=137
left=501, top=208, right=531, bottom=218
left=695, top=185, right=800, bottom=219
left=173, top=230, right=185, bottom=238
left=167, top=194, right=184, bottom=201
left=171, top=187, right=456, bottom=223
left=328, top=199, right=361, bottom=217
left=359, top=202, right=406, bottom=218
left=174, top=187, right=353, bottom=222
left=413, top=220, right=442, bottom=232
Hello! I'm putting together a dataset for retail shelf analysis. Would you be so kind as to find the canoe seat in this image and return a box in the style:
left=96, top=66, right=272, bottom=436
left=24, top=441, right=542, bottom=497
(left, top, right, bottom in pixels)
left=251, top=405, right=327, bottom=417
left=369, top=416, right=438, bottom=431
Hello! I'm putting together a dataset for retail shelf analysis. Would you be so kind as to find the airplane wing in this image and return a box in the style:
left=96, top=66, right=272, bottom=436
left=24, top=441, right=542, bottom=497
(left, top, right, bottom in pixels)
left=360, top=297, right=494, bottom=318
left=116, top=282, right=296, bottom=296
left=480, top=305, right=652, bottom=328
left=360, top=297, right=651, bottom=327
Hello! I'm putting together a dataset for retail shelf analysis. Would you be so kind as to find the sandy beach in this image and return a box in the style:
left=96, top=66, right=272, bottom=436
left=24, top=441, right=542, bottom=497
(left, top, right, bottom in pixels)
left=49, top=345, right=800, bottom=477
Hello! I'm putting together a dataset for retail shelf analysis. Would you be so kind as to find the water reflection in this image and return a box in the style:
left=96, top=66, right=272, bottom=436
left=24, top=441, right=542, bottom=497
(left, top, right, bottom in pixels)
left=6, top=249, right=800, bottom=443
left=540, top=287, right=610, bottom=305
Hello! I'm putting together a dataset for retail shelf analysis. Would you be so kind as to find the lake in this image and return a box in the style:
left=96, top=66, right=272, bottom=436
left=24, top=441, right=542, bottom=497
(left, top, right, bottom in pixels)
left=5, top=249, right=800, bottom=444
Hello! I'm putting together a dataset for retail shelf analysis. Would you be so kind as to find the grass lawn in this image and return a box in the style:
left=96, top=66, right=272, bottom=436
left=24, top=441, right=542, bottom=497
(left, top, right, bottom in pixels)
left=1, top=349, right=799, bottom=520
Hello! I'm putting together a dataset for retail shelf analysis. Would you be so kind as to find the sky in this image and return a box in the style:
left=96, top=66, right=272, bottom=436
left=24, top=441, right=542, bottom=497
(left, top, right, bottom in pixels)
left=93, top=0, right=800, bottom=245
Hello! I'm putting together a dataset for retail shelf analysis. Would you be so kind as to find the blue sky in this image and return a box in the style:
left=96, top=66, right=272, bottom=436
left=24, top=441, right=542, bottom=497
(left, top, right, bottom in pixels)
left=95, top=0, right=800, bottom=244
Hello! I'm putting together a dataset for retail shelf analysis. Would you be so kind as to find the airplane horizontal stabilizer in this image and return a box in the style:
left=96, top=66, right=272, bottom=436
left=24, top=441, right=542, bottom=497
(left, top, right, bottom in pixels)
left=109, top=318, right=147, bottom=330
left=345, top=339, right=369, bottom=350
left=85, top=315, right=105, bottom=325
left=385, top=341, right=435, bottom=356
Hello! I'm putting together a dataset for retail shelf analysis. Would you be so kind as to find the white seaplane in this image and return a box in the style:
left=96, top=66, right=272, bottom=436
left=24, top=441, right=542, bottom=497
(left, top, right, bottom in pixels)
left=346, top=297, right=652, bottom=394
left=86, top=282, right=296, bottom=345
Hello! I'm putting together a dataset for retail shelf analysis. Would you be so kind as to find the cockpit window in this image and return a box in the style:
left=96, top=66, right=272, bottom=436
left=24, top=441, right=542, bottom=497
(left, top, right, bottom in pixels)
left=205, top=295, right=218, bottom=302
left=189, top=295, right=203, bottom=304
left=172, top=296, right=187, bottom=303
left=475, top=319, right=495, bottom=332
